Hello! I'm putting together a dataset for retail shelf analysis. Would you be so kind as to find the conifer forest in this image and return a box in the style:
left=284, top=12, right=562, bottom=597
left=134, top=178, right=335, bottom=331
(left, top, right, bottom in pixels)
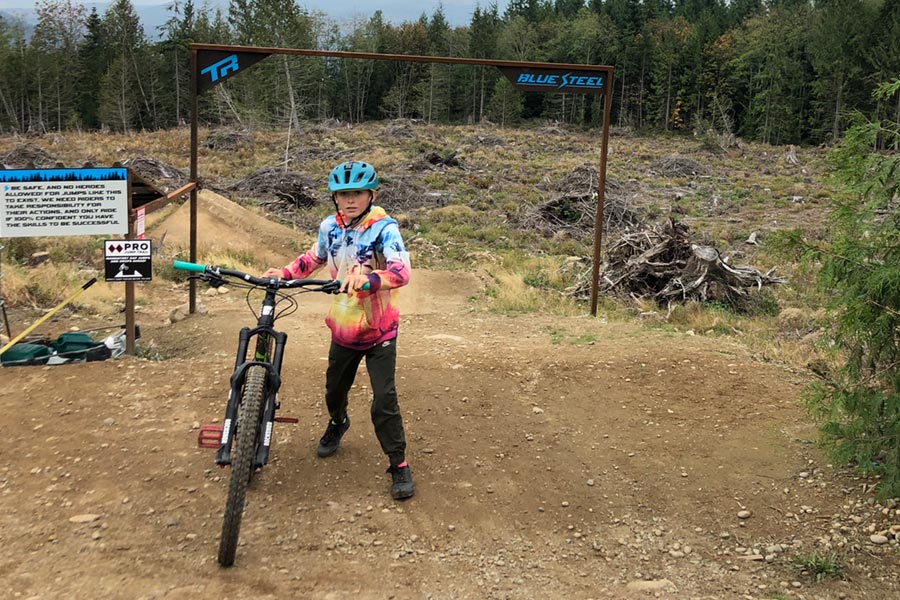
left=1, top=0, right=898, bottom=145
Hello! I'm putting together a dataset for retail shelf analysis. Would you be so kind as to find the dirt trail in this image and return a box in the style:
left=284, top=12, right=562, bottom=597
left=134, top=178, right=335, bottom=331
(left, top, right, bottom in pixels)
left=1, top=193, right=898, bottom=599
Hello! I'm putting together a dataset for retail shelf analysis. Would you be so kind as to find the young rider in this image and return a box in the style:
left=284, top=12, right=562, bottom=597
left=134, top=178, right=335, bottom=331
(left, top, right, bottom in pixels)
left=262, top=161, right=414, bottom=500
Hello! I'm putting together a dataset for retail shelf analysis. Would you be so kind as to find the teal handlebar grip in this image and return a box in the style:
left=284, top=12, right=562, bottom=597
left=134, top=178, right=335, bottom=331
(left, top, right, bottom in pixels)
left=173, top=260, right=207, bottom=273
left=336, top=280, right=370, bottom=291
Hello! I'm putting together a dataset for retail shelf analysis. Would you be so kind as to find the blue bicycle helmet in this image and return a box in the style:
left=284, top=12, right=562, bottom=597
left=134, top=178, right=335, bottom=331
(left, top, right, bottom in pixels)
left=328, top=161, right=378, bottom=192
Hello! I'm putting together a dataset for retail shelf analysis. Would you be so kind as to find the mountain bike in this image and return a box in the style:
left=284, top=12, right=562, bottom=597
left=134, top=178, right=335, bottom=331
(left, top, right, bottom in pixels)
left=173, top=260, right=341, bottom=567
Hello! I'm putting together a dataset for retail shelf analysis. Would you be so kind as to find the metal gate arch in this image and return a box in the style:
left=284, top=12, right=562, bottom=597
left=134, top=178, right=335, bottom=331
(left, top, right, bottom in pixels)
left=188, top=43, right=614, bottom=315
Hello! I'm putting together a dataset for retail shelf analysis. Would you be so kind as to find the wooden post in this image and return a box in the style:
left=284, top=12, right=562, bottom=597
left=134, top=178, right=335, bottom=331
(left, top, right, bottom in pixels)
left=189, top=47, right=199, bottom=314
left=590, top=76, right=615, bottom=317
left=125, top=171, right=136, bottom=355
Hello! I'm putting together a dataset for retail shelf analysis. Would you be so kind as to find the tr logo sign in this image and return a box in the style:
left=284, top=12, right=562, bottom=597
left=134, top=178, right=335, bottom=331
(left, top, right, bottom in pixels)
left=200, top=54, right=239, bottom=83
left=196, top=50, right=271, bottom=92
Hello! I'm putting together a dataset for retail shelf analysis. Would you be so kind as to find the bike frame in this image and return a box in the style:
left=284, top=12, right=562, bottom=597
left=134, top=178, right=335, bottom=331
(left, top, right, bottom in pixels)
left=215, top=284, right=287, bottom=469
left=172, top=261, right=339, bottom=470
left=173, top=261, right=341, bottom=567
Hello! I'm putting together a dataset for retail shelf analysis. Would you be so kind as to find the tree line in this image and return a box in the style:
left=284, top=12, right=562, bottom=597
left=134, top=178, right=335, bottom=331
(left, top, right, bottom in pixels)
left=1, top=0, right=898, bottom=146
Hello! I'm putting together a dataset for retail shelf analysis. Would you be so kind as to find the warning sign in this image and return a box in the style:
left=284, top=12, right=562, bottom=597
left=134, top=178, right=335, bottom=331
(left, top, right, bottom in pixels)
left=104, top=240, right=152, bottom=282
left=0, top=168, right=128, bottom=238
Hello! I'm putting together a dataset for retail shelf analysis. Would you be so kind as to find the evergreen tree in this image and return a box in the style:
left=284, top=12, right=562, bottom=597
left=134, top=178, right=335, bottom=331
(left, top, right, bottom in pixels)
left=865, top=0, right=900, bottom=146
left=543, top=7, right=618, bottom=125
left=443, top=25, right=473, bottom=121
left=468, top=3, right=502, bottom=122
left=381, top=19, right=429, bottom=118
left=808, top=0, right=876, bottom=142
left=338, top=15, right=380, bottom=123
left=75, top=8, right=107, bottom=130
left=100, top=0, right=148, bottom=131
left=729, top=6, right=813, bottom=143
left=499, top=15, right=537, bottom=61
left=699, top=30, right=737, bottom=136
left=647, top=16, right=691, bottom=130
left=554, top=0, right=585, bottom=18
left=0, top=15, right=26, bottom=131
left=675, top=1, right=727, bottom=129
left=595, top=0, right=643, bottom=34
left=32, top=0, right=86, bottom=131
left=592, top=0, right=644, bottom=127
left=364, top=11, right=395, bottom=119
left=725, top=0, right=763, bottom=26
left=228, top=0, right=256, bottom=45
left=157, top=0, right=197, bottom=126
left=225, top=0, right=319, bottom=127
left=505, top=0, right=552, bottom=23
left=641, top=0, right=674, bottom=21
left=800, top=80, right=900, bottom=497
left=421, top=5, right=452, bottom=123
left=486, top=76, right=524, bottom=125
left=0, top=0, right=893, bottom=139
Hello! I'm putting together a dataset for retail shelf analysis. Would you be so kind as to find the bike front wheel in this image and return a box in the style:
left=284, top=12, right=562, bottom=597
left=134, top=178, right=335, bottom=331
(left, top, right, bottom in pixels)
left=218, top=365, right=266, bottom=567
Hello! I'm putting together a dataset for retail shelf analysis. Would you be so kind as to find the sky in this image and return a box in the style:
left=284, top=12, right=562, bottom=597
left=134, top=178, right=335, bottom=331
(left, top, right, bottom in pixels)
left=298, top=1, right=509, bottom=25
left=0, top=0, right=511, bottom=28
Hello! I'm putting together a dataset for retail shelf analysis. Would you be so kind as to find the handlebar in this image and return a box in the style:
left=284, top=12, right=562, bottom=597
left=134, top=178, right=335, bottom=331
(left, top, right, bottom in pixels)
left=173, top=260, right=342, bottom=293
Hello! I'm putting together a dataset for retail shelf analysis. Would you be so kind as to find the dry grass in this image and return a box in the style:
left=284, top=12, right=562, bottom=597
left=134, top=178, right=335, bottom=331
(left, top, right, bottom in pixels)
left=0, top=123, right=838, bottom=373
left=482, top=267, right=582, bottom=316
left=2, top=261, right=120, bottom=315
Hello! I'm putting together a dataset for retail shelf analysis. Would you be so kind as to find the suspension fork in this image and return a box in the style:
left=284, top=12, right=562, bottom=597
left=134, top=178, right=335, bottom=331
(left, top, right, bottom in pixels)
left=214, top=326, right=287, bottom=466
left=217, top=289, right=278, bottom=465
left=255, top=328, right=288, bottom=468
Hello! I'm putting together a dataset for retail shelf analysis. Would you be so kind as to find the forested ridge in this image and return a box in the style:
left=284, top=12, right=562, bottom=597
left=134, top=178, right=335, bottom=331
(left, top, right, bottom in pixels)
left=1, top=0, right=898, bottom=146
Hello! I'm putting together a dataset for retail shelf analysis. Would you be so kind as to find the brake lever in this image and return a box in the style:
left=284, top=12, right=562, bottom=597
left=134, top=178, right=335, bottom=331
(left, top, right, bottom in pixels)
left=321, top=280, right=342, bottom=294
left=201, top=273, right=226, bottom=288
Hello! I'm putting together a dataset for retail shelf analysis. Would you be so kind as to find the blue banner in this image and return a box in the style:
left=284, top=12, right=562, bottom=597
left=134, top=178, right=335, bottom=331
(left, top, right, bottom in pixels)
left=0, top=168, right=127, bottom=184
left=499, top=67, right=605, bottom=96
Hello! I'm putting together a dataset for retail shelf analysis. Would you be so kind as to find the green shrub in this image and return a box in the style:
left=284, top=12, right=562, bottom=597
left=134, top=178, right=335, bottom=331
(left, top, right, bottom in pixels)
left=791, top=550, right=844, bottom=582
left=800, top=85, right=900, bottom=497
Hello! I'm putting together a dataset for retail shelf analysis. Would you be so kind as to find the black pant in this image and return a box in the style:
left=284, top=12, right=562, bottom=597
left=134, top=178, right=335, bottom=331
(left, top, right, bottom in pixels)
left=324, top=338, right=406, bottom=466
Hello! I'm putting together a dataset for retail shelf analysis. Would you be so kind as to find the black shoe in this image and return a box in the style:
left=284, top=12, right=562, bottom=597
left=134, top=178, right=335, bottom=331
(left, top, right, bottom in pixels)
left=387, top=464, right=415, bottom=500
left=316, top=416, right=350, bottom=457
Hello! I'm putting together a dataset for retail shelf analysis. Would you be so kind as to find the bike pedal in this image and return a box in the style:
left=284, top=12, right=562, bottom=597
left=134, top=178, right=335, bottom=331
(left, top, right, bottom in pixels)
left=198, top=424, right=224, bottom=449
left=274, top=416, right=298, bottom=423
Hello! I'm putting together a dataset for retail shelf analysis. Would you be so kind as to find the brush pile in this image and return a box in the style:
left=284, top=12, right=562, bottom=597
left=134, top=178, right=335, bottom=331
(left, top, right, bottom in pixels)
left=409, top=149, right=465, bottom=171
left=567, top=219, right=786, bottom=309
left=303, top=118, right=344, bottom=135
left=525, top=163, right=641, bottom=240
left=383, top=119, right=422, bottom=139
left=0, top=143, right=56, bottom=168
left=378, top=173, right=449, bottom=211
left=466, top=134, right=506, bottom=147
left=291, top=143, right=359, bottom=163
left=380, top=119, right=448, bottom=146
left=120, top=157, right=189, bottom=190
left=648, top=156, right=710, bottom=178
left=536, top=123, right=570, bottom=136
left=230, top=167, right=319, bottom=211
left=203, top=129, right=254, bottom=151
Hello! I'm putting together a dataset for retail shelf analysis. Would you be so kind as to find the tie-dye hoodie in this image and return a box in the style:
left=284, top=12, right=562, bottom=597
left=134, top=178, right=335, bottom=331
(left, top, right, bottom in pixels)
left=280, top=206, right=411, bottom=350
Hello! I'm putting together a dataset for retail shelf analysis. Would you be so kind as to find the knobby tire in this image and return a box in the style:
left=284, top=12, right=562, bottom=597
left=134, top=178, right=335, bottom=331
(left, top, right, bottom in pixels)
left=218, top=365, right=266, bottom=567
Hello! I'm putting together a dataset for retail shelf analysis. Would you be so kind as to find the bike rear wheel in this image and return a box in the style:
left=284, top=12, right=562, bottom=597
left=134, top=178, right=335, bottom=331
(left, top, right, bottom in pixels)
left=218, top=365, right=266, bottom=567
